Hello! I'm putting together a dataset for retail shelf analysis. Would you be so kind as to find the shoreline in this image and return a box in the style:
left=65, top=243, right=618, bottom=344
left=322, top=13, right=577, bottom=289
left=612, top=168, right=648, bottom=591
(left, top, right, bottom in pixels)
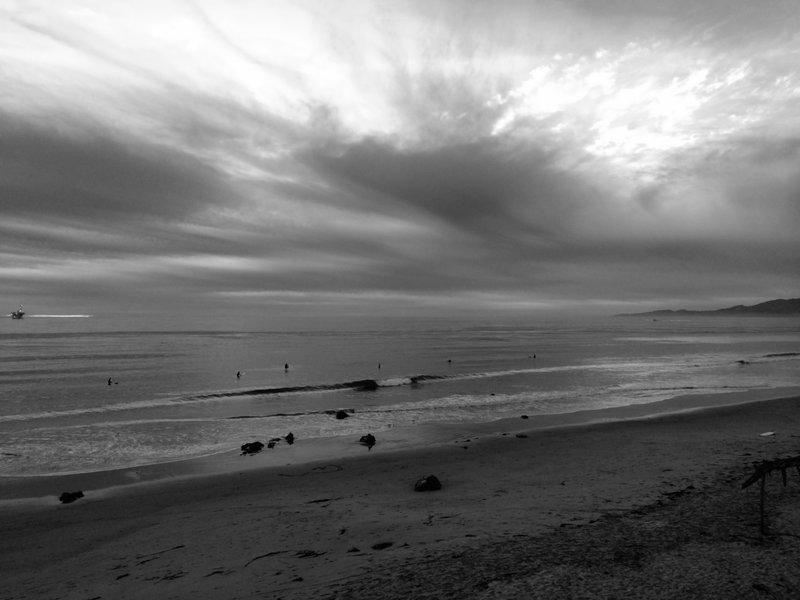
left=2, top=388, right=799, bottom=598
left=1, top=385, right=798, bottom=504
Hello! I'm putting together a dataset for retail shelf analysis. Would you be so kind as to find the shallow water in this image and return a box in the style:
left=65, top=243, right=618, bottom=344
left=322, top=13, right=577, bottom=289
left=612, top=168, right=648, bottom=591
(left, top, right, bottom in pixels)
left=1, top=315, right=798, bottom=475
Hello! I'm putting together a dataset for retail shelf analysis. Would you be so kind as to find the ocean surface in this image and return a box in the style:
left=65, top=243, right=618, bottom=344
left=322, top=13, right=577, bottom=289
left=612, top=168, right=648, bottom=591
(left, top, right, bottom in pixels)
left=1, top=315, right=799, bottom=477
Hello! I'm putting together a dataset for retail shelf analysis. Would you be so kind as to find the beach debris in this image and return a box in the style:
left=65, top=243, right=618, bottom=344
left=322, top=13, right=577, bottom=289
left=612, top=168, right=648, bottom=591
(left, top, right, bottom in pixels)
left=371, top=542, right=393, bottom=550
left=285, top=432, right=295, bottom=445
left=244, top=550, right=286, bottom=568
left=759, top=431, right=776, bottom=437
left=414, top=474, right=442, bottom=492
left=521, top=415, right=529, bottom=419
left=335, top=409, right=350, bottom=419
left=307, top=497, right=339, bottom=504
left=515, top=433, right=529, bottom=438
left=204, top=568, right=234, bottom=578
left=742, top=454, right=800, bottom=534
left=359, top=433, right=376, bottom=450
left=135, top=544, right=185, bottom=566
left=59, top=490, right=84, bottom=504
left=240, top=441, right=265, bottom=455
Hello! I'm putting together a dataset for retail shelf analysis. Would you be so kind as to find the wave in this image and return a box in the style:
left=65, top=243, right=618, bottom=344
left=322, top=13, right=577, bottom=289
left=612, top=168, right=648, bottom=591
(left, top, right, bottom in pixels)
left=0, top=363, right=669, bottom=424
left=2, top=355, right=755, bottom=425
left=197, top=374, right=448, bottom=399
left=26, top=315, right=94, bottom=318
left=0, top=373, right=449, bottom=423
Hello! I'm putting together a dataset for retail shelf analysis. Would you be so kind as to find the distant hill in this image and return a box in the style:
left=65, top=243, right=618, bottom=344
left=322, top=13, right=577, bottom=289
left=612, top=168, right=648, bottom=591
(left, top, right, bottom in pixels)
left=617, top=298, right=800, bottom=317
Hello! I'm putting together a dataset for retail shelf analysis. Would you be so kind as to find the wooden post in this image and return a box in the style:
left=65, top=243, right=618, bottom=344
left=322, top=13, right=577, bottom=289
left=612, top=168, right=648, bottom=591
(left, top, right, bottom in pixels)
left=741, top=455, right=800, bottom=536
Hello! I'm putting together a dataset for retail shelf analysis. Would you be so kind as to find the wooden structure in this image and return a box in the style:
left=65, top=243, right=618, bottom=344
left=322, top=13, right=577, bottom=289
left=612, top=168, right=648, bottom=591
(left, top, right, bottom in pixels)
left=741, top=455, right=800, bottom=534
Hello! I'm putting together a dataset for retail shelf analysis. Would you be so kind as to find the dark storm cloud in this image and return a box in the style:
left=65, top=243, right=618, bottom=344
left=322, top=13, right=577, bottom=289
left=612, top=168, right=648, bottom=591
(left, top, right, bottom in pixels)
left=304, top=137, right=587, bottom=242
left=1, top=118, right=230, bottom=222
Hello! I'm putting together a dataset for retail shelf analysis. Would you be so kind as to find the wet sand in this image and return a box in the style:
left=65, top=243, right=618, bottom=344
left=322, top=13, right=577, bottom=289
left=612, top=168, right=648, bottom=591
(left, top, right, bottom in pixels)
left=2, top=389, right=800, bottom=599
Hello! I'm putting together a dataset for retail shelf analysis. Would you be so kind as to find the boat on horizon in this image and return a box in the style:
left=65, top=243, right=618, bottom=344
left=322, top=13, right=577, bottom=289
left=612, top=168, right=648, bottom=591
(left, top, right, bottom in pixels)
left=10, top=304, right=25, bottom=319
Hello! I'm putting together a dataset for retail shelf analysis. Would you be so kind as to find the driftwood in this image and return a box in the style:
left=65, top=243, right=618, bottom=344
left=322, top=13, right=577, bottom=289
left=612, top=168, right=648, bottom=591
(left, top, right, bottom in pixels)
left=741, top=455, right=800, bottom=534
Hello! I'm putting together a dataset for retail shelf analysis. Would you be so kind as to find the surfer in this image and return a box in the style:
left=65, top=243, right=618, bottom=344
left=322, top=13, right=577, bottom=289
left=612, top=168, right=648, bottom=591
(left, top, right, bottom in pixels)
left=236, top=371, right=241, bottom=379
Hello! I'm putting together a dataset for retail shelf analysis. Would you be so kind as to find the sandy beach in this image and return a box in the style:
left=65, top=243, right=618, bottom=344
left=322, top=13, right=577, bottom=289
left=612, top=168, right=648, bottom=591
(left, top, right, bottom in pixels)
left=2, top=389, right=800, bottom=599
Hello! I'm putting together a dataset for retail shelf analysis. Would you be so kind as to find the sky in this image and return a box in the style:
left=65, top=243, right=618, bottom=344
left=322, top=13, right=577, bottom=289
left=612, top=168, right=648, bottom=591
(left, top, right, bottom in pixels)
left=1, top=0, right=799, bottom=325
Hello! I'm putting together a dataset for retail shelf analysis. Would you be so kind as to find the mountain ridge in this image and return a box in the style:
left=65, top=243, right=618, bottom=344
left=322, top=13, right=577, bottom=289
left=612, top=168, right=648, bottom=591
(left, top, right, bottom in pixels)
left=616, top=298, right=800, bottom=317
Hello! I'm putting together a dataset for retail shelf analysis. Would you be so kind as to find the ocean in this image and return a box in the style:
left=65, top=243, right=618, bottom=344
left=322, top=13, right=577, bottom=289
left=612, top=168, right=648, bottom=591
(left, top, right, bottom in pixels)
left=1, top=315, right=799, bottom=477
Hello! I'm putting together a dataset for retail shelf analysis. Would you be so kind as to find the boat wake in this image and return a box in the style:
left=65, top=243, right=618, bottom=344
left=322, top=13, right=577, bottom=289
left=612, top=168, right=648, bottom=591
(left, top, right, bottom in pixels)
left=27, top=315, right=94, bottom=318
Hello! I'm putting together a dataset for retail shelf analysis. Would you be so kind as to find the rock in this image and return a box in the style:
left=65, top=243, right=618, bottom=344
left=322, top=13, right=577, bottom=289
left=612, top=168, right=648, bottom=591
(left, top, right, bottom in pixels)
left=59, top=490, right=84, bottom=504
left=335, top=410, right=350, bottom=420
left=267, top=441, right=276, bottom=449
left=414, top=474, right=442, bottom=492
left=359, top=433, right=376, bottom=450
left=240, top=441, right=265, bottom=455
left=285, top=432, right=295, bottom=445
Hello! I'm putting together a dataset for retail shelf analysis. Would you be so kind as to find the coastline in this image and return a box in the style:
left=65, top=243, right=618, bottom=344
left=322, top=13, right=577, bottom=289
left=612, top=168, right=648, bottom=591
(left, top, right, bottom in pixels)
left=2, top=387, right=800, bottom=598
left=1, top=385, right=798, bottom=503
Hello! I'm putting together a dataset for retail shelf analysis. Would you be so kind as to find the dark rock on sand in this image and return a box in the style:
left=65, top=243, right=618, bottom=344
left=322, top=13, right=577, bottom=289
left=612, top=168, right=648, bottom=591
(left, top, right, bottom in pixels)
left=59, top=491, right=84, bottom=504
left=359, top=433, right=376, bottom=450
left=414, top=474, right=442, bottom=492
left=240, top=441, right=265, bottom=455
left=335, top=410, right=350, bottom=419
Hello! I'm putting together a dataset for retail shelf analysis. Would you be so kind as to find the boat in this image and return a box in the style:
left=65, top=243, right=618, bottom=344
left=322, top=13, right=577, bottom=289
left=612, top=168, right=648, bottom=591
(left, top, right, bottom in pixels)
left=10, top=304, right=25, bottom=319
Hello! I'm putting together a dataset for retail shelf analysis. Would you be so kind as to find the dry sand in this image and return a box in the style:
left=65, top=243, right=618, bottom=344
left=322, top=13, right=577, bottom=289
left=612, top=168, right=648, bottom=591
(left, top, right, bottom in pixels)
left=2, top=390, right=800, bottom=599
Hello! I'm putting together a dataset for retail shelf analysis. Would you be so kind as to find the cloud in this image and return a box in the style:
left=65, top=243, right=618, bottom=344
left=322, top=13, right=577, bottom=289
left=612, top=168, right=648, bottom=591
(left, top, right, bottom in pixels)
left=1, top=0, right=798, bottom=317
